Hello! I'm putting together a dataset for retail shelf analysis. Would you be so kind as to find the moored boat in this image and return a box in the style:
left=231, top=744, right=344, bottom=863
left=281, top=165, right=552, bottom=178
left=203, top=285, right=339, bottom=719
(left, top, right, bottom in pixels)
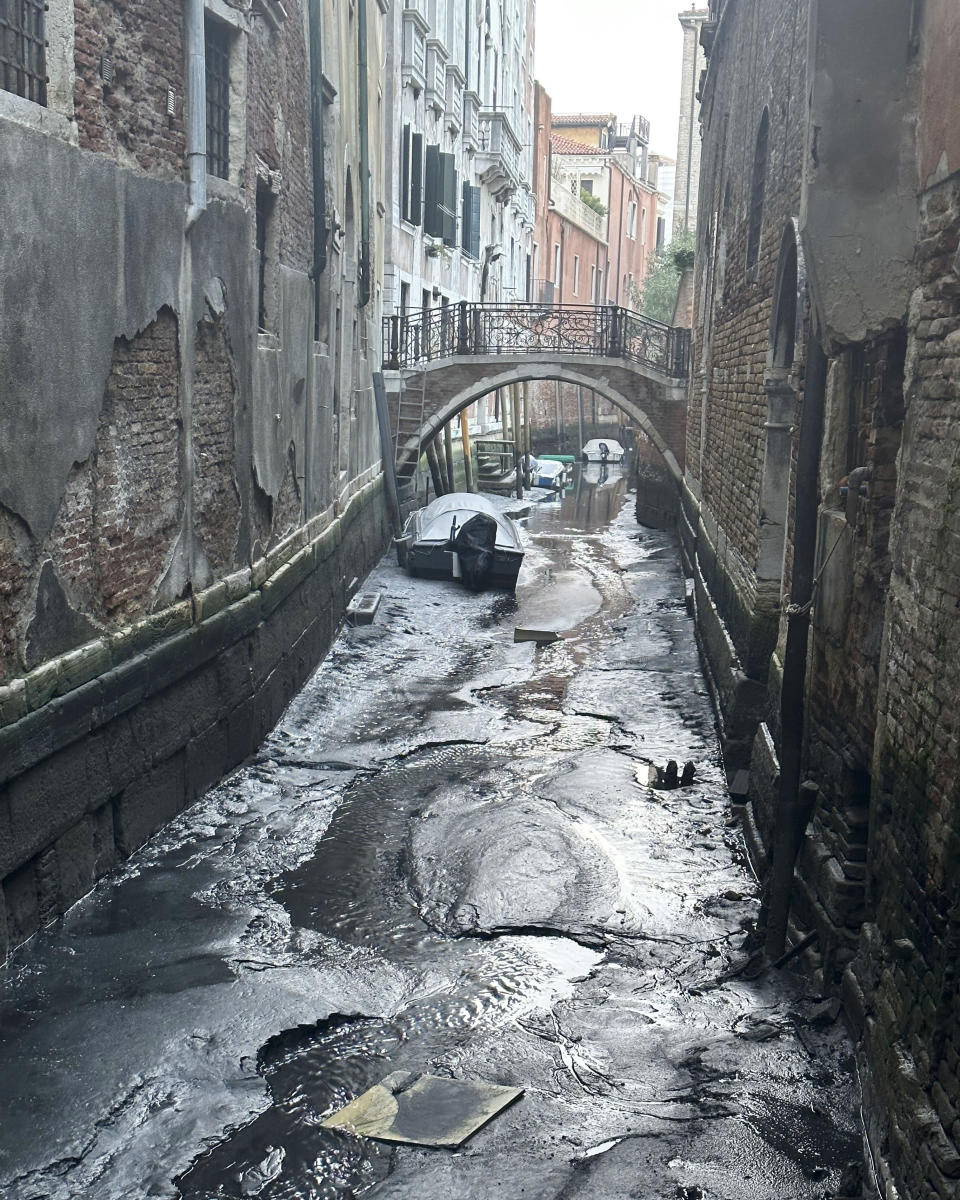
left=531, top=458, right=567, bottom=489
left=394, top=494, right=525, bottom=591
left=581, top=438, right=625, bottom=463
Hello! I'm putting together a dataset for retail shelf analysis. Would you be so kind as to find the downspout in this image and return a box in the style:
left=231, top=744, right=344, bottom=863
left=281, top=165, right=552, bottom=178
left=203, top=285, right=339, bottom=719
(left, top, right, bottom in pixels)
left=614, top=167, right=625, bottom=305
left=185, top=0, right=207, bottom=230
left=308, top=0, right=328, bottom=327
left=357, top=0, right=371, bottom=307
left=763, top=332, right=829, bottom=961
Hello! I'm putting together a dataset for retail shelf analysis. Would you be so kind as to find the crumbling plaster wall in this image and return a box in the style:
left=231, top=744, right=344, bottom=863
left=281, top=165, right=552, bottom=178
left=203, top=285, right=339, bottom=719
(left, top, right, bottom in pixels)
left=802, top=0, right=919, bottom=346
left=0, top=115, right=337, bottom=683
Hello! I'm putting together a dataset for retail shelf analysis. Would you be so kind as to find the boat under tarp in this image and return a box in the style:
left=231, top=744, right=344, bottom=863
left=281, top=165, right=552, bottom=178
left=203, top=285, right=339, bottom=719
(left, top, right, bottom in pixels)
left=395, top=493, right=525, bottom=591
left=581, top=438, right=625, bottom=463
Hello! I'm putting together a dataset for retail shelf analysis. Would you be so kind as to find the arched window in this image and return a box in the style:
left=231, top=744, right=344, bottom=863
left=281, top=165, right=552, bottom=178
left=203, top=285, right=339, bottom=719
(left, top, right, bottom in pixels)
left=746, top=109, right=769, bottom=268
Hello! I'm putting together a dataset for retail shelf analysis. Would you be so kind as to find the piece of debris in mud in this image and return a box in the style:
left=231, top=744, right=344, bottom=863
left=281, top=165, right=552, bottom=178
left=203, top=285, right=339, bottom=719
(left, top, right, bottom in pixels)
left=321, top=1071, right=523, bottom=1148
left=346, top=591, right=382, bottom=625
left=651, top=760, right=697, bottom=789
left=514, top=627, right=562, bottom=645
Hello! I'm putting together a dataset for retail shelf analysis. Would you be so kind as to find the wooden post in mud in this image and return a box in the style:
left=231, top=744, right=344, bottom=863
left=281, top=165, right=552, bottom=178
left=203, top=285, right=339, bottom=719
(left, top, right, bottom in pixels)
left=511, top=384, right=523, bottom=499
left=425, top=436, right=445, bottom=496
left=460, top=408, right=475, bottom=492
left=443, top=421, right=456, bottom=492
left=522, top=381, right=532, bottom=486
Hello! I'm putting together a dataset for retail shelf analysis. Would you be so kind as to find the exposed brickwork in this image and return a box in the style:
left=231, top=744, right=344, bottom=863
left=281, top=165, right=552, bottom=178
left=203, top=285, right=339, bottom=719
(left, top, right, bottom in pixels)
left=847, top=175, right=960, bottom=1198
left=44, top=310, right=182, bottom=624
left=246, top=4, right=314, bottom=274
left=0, top=506, right=34, bottom=681
left=272, top=447, right=302, bottom=545
left=193, top=316, right=241, bottom=573
left=690, top=0, right=808, bottom=583
left=73, top=0, right=185, bottom=174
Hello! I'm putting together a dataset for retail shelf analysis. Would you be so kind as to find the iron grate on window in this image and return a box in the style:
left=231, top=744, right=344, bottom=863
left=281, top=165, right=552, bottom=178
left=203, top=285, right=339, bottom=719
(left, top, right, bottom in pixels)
left=0, top=0, right=47, bottom=106
left=205, top=15, right=230, bottom=180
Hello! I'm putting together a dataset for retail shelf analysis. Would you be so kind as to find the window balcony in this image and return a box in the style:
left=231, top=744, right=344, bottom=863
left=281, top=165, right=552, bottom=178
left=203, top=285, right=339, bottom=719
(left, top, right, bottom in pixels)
left=462, top=89, right=481, bottom=152
left=445, top=63, right=465, bottom=137
left=425, top=39, right=447, bottom=112
left=550, top=175, right=606, bottom=239
left=476, top=108, right=523, bottom=200
left=401, top=5, right=428, bottom=94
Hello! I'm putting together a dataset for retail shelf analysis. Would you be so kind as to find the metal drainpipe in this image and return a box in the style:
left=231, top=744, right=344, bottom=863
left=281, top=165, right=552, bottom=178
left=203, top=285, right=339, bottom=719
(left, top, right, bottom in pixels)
left=763, top=333, right=829, bottom=961
left=357, top=0, right=371, bottom=307
left=185, top=0, right=207, bottom=229
left=308, top=0, right=328, bottom=324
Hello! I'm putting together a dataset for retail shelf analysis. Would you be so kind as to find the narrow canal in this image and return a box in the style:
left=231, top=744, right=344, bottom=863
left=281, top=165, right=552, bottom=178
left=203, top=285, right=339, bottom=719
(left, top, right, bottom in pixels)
left=0, top=466, right=860, bottom=1199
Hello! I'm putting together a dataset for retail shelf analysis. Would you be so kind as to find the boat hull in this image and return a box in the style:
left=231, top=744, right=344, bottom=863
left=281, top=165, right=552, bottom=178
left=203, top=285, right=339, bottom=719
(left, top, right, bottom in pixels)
left=407, top=543, right=523, bottom=590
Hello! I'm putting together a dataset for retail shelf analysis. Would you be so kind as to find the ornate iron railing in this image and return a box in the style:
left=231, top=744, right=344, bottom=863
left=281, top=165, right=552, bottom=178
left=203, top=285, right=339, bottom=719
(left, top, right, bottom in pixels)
left=383, top=302, right=690, bottom=379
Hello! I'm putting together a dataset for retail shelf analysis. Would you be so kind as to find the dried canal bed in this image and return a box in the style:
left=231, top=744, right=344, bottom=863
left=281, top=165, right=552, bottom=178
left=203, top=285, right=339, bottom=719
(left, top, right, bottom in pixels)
left=0, top=472, right=860, bottom=1199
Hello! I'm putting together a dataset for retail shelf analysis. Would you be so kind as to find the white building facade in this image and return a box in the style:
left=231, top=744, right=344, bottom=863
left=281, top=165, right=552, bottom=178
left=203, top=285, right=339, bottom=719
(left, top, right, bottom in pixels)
left=383, top=0, right=537, bottom=327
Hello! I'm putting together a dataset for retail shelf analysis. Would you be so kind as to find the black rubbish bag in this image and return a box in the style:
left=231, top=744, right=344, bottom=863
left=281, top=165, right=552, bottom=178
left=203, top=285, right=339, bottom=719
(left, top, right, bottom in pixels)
left=453, top=513, right=498, bottom=591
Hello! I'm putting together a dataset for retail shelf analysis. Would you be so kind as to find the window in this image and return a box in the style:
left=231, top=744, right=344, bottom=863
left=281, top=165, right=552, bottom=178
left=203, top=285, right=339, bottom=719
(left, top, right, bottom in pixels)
left=1, top=0, right=46, bottom=104
left=626, top=200, right=638, bottom=240
left=461, top=181, right=480, bottom=258
left=573, top=255, right=580, bottom=295
left=641, top=207, right=647, bottom=243
left=590, top=264, right=597, bottom=303
left=747, top=109, right=769, bottom=268
left=657, top=216, right=666, bottom=248
left=424, top=146, right=457, bottom=244
left=256, top=180, right=277, bottom=331
left=400, top=125, right=424, bottom=225
left=581, top=179, right=593, bottom=196
left=553, top=243, right=561, bottom=286
left=205, top=16, right=231, bottom=179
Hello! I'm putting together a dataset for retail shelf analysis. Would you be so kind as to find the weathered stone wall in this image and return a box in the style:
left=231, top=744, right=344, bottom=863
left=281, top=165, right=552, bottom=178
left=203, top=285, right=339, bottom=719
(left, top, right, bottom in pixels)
left=73, top=0, right=185, bottom=173
left=0, top=0, right=392, bottom=955
left=842, top=170, right=960, bottom=1200
left=687, top=2, right=960, bottom=1196
left=0, top=479, right=390, bottom=958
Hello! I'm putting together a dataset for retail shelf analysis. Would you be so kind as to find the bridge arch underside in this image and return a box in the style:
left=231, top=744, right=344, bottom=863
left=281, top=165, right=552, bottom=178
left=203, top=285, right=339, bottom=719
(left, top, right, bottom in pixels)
left=396, top=356, right=687, bottom=483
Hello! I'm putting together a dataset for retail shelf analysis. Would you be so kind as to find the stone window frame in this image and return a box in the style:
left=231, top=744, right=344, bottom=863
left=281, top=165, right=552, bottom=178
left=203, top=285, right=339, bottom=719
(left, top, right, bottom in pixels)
left=0, top=0, right=77, bottom=144
left=203, top=0, right=248, bottom=194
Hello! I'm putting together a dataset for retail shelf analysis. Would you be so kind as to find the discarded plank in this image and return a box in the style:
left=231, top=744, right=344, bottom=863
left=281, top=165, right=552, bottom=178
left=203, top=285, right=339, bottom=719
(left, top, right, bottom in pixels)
left=321, top=1071, right=523, bottom=1148
left=514, top=627, right=561, bottom=645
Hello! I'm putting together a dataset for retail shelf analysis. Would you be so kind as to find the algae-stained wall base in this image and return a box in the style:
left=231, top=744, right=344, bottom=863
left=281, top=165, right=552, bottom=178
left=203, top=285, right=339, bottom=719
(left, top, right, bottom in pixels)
left=0, top=480, right=391, bottom=958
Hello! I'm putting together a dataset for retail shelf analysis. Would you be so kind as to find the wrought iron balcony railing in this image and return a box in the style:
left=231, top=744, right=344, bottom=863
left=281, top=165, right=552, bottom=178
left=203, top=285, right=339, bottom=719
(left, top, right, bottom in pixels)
left=383, top=302, right=691, bottom=379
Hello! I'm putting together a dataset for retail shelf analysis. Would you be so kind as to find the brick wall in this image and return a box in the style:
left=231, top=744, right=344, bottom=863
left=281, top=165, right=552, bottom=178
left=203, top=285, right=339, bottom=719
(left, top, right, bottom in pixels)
left=73, top=0, right=185, bottom=174
left=685, top=0, right=809, bottom=677
left=246, top=3, right=313, bottom=273
left=193, top=314, right=242, bottom=573
left=844, top=173, right=960, bottom=1199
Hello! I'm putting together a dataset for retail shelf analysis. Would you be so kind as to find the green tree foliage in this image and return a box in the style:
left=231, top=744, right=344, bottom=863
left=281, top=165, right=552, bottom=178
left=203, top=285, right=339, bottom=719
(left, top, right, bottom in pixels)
left=580, top=188, right=607, bottom=217
left=638, top=230, right=695, bottom=323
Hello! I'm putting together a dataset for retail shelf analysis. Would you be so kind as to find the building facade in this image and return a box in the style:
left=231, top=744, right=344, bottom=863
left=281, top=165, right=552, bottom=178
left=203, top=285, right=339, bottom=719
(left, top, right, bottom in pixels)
left=0, top=0, right=392, bottom=955
left=382, top=0, right=537, bottom=321
left=686, top=2, right=960, bottom=1196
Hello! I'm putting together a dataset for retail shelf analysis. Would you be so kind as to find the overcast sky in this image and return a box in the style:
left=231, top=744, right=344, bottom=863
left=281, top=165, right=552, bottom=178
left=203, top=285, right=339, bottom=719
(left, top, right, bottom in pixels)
left=534, top=0, right=701, bottom=159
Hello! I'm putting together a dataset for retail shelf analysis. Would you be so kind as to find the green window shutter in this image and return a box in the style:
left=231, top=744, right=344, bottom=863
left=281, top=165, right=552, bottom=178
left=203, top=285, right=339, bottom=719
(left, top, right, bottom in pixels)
left=441, top=153, right=457, bottom=247
left=461, top=180, right=471, bottom=254
left=401, top=124, right=411, bottom=222
left=469, top=185, right=481, bottom=259
left=424, top=143, right=442, bottom=237
left=410, top=134, right=423, bottom=226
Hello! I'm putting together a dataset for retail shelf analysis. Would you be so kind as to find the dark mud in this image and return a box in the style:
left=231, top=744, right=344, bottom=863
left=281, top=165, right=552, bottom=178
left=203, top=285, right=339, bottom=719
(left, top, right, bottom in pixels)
left=0, top=467, right=861, bottom=1199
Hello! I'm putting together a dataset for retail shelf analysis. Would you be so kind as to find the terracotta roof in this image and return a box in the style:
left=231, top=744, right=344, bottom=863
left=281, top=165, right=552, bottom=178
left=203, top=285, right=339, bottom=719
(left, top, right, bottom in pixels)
left=552, top=113, right=616, bottom=126
left=550, top=134, right=600, bottom=155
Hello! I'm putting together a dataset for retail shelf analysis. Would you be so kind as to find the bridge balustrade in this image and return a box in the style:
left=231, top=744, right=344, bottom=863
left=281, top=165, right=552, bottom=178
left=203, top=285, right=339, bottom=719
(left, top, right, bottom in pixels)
left=383, top=301, right=691, bottom=379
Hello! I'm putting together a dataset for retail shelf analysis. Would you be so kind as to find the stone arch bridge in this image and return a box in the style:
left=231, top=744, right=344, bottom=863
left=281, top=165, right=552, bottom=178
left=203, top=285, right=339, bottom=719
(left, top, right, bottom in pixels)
left=382, top=302, right=691, bottom=483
